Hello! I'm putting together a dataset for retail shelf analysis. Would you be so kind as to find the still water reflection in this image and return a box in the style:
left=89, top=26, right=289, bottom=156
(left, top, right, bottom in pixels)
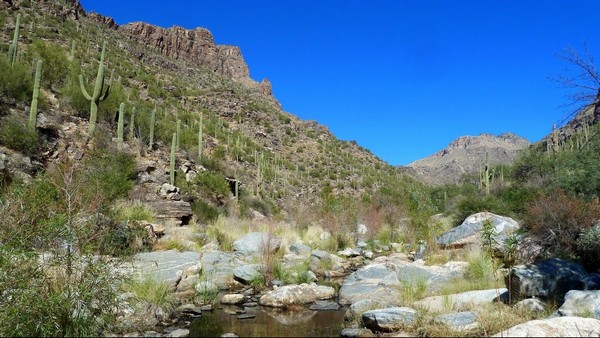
left=189, top=304, right=346, bottom=337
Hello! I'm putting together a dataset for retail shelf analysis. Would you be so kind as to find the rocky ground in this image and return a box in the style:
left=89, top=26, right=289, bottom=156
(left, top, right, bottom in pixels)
left=109, top=208, right=600, bottom=337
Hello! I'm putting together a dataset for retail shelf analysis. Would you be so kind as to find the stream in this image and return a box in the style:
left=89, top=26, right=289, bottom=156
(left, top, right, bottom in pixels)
left=187, top=303, right=347, bottom=337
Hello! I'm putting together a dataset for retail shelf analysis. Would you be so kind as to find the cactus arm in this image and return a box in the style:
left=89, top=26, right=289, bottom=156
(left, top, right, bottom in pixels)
left=99, top=68, right=114, bottom=101
left=79, top=74, right=92, bottom=100
left=149, top=108, right=156, bottom=150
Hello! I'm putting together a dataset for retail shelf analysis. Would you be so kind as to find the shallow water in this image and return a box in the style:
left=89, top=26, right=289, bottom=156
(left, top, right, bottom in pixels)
left=188, top=304, right=347, bottom=337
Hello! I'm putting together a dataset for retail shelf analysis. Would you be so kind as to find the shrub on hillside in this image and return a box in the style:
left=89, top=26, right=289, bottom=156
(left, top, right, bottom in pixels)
left=524, top=189, right=600, bottom=261
left=0, top=55, right=33, bottom=104
left=0, top=114, right=39, bottom=156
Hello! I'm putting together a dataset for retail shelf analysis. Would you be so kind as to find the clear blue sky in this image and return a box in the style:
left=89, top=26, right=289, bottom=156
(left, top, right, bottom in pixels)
left=79, top=1, right=600, bottom=166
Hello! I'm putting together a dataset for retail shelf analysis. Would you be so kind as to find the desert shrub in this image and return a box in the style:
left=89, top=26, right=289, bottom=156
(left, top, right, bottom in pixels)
left=99, top=221, right=150, bottom=256
left=524, top=189, right=600, bottom=260
left=193, top=171, right=229, bottom=202
left=0, top=247, right=122, bottom=337
left=122, top=277, right=177, bottom=314
left=454, top=193, right=508, bottom=223
left=82, top=149, right=136, bottom=203
left=0, top=55, right=33, bottom=104
left=575, top=225, right=600, bottom=271
left=0, top=114, right=39, bottom=156
left=29, top=40, right=69, bottom=89
left=192, top=199, right=220, bottom=224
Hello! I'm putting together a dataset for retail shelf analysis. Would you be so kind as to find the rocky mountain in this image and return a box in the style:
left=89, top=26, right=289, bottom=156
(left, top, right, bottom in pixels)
left=406, top=133, right=531, bottom=185
left=0, top=0, right=423, bottom=221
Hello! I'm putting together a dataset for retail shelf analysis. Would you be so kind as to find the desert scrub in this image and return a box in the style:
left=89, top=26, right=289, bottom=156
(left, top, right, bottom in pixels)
left=122, top=277, right=177, bottom=314
left=0, top=114, right=39, bottom=156
left=110, top=200, right=155, bottom=223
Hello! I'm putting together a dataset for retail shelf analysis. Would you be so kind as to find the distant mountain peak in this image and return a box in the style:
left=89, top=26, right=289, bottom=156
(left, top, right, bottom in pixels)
left=406, top=132, right=531, bottom=185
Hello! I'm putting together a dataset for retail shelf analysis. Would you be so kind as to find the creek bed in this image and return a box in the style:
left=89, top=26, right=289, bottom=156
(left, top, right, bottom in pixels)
left=188, top=303, right=347, bottom=337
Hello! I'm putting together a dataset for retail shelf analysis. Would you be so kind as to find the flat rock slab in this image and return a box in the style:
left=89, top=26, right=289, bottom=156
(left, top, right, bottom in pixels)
left=200, top=250, right=248, bottom=289
left=492, top=316, right=600, bottom=337
left=338, top=257, right=466, bottom=305
left=232, top=232, right=281, bottom=255
left=414, top=288, right=507, bottom=312
left=131, top=250, right=200, bottom=289
left=558, top=290, right=600, bottom=318
left=361, top=307, right=417, bottom=332
left=308, top=300, right=341, bottom=310
left=434, top=311, right=479, bottom=331
left=344, top=299, right=396, bottom=322
left=259, top=283, right=335, bottom=307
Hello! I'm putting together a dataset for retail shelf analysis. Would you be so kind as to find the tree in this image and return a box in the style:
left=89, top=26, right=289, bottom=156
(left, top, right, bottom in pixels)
left=554, top=45, right=600, bottom=124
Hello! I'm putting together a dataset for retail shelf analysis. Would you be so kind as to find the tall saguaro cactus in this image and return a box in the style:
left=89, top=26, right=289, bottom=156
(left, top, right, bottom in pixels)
left=129, top=106, right=136, bottom=138
left=8, top=14, right=20, bottom=67
left=117, top=103, right=124, bottom=150
left=79, top=41, right=113, bottom=136
left=198, top=113, right=203, bottom=161
left=28, top=60, right=42, bottom=130
left=149, top=107, right=156, bottom=150
left=170, top=132, right=177, bottom=185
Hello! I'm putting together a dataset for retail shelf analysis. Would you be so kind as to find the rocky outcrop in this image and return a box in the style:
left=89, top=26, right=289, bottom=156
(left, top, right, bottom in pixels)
left=119, top=22, right=250, bottom=81
left=361, top=307, right=417, bottom=332
left=414, top=288, right=507, bottom=312
left=558, top=290, right=600, bottom=318
left=407, top=133, right=531, bottom=185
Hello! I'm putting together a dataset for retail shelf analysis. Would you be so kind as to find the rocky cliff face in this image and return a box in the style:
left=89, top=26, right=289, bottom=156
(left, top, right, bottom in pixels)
left=119, top=22, right=251, bottom=82
left=407, top=133, right=531, bottom=185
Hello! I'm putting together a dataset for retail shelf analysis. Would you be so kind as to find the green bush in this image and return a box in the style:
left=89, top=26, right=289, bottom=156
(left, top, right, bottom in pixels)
left=192, top=199, right=220, bottom=223
left=193, top=171, right=230, bottom=201
left=576, top=225, right=600, bottom=271
left=30, top=40, right=69, bottom=89
left=82, top=149, right=136, bottom=203
left=0, top=114, right=39, bottom=156
left=0, top=55, right=33, bottom=103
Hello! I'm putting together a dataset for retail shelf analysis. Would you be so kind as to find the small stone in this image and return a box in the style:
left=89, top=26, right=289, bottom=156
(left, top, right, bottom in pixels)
left=167, top=328, right=190, bottom=337
left=237, top=314, right=256, bottom=320
left=221, top=294, right=245, bottom=305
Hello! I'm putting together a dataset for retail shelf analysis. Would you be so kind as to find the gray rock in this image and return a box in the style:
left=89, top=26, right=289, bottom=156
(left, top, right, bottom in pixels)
left=175, top=303, right=203, bottom=315
left=220, top=334, right=239, bottom=337
left=237, top=314, right=255, bottom=319
left=433, top=312, right=479, bottom=331
left=338, top=247, right=362, bottom=258
left=340, top=327, right=376, bottom=337
left=259, top=283, right=335, bottom=307
left=308, top=300, right=341, bottom=310
left=289, top=243, right=312, bottom=256
left=159, top=183, right=179, bottom=197
left=131, top=250, right=200, bottom=291
left=232, top=232, right=281, bottom=255
left=166, top=328, right=189, bottom=337
left=221, top=293, right=245, bottom=305
left=436, top=212, right=519, bottom=250
left=361, top=307, right=417, bottom=332
left=505, top=258, right=587, bottom=302
left=492, top=316, right=600, bottom=337
left=177, top=275, right=199, bottom=293
left=584, top=273, right=600, bottom=290
left=311, top=249, right=330, bottom=260
left=558, top=290, right=600, bottom=318
left=232, top=264, right=262, bottom=284
left=514, top=298, right=546, bottom=313
left=415, top=288, right=507, bottom=312
left=344, top=299, right=396, bottom=322
left=200, top=250, right=248, bottom=289
left=195, top=281, right=218, bottom=297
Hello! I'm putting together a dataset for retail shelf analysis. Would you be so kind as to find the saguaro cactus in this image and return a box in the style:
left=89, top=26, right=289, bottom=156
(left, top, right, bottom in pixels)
left=198, top=113, right=203, bottom=161
left=176, top=119, right=181, bottom=151
left=79, top=41, right=113, bottom=136
left=28, top=60, right=42, bottom=130
left=8, top=14, right=20, bottom=67
left=149, top=107, right=156, bottom=150
left=129, top=106, right=136, bottom=138
left=170, top=132, right=177, bottom=185
left=117, top=102, right=124, bottom=150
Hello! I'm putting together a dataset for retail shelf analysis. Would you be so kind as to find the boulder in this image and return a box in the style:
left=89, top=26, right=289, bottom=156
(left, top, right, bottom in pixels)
left=414, top=288, right=507, bottom=312
left=505, top=258, right=587, bottom=302
left=514, top=298, right=546, bottom=313
left=344, top=299, right=396, bottom=322
left=232, top=232, right=281, bottom=255
left=558, top=290, right=600, bottom=318
left=259, top=283, right=335, bottom=308
left=492, top=316, right=600, bottom=337
left=232, top=264, right=262, bottom=284
left=361, top=307, right=417, bottom=332
left=340, top=327, right=377, bottom=337
left=436, top=212, right=519, bottom=251
left=338, top=247, right=362, bottom=258
left=433, top=311, right=479, bottom=332
left=131, top=250, right=200, bottom=291
left=289, top=243, right=312, bottom=257
left=584, top=273, right=600, bottom=290
left=200, top=250, right=248, bottom=289
left=220, top=293, right=245, bottom=305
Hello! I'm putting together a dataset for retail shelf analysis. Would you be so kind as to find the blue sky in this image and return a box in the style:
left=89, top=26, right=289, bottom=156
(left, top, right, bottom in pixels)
left=79, top=1, right=600, bottom=165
